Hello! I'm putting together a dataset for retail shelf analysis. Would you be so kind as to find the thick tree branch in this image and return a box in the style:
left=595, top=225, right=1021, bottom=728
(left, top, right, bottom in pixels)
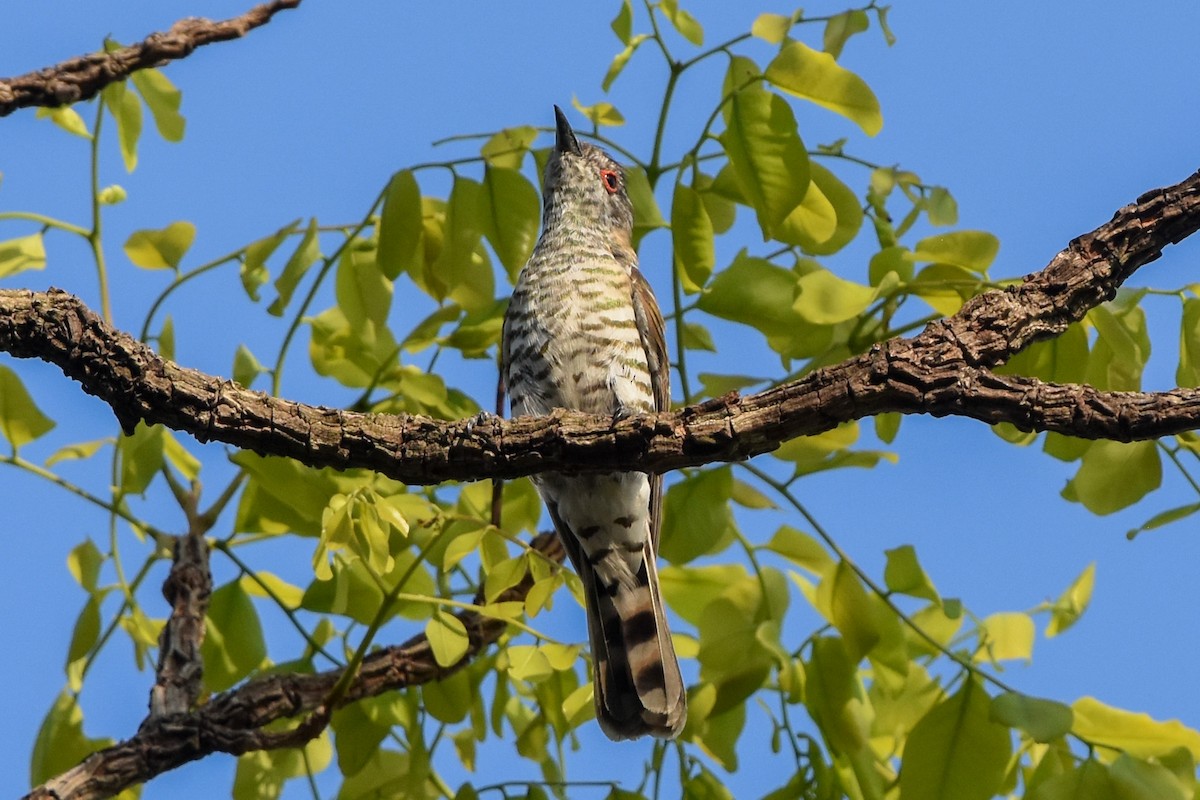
left=1, top=171, right=1199, bottom=483
left=0, top=0, right=300, bottom=117
left=25, top=533, right=566, bottom=800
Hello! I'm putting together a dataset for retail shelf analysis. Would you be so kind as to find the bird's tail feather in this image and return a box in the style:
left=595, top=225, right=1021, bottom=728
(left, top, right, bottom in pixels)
left=583, top=546, right=686, bottom=740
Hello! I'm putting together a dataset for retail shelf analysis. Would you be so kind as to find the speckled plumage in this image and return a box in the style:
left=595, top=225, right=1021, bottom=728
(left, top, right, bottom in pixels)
left=501, top=107, right=685, bottom=740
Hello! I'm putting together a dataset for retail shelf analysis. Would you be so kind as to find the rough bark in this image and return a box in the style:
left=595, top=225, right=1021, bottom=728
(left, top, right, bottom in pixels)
left=26, top=534, right=565, bottom=800
left=0, top=0, right=300, bottom=117
left=5, top=5, right=1200, bottom=795
left=2, top=171, right=1199, bottom=486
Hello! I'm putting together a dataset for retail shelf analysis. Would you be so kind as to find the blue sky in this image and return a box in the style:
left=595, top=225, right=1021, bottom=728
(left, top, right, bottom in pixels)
left=2, top=2, right=1200, bottom=797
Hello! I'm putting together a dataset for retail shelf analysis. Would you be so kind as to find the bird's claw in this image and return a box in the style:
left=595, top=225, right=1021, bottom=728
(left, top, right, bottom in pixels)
left=463, top=410, right=500, bottom=438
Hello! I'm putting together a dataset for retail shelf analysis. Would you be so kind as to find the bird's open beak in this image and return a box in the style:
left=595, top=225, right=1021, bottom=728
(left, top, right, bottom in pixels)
left=554, top=105, right=583, bottom=157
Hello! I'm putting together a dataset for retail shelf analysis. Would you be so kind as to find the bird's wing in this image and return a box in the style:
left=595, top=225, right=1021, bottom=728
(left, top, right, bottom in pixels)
left=630, top=264, right=669, bottom=550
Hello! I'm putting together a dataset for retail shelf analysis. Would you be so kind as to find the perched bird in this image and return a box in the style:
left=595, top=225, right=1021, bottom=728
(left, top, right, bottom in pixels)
left=501, top=107, right=686, bottom=739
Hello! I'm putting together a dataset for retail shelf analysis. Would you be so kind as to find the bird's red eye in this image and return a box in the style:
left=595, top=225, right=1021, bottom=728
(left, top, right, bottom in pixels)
left=600, top=169, right=620, bottom=194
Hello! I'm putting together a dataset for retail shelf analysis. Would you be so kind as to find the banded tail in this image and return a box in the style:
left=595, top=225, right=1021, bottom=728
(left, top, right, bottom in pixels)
left=550, top=500, right=686, bottom=740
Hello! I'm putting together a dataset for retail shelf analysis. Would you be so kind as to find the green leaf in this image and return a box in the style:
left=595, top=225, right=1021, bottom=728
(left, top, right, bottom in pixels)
left=691, top=704, right=745, bottom=774
left=990, top=692, right=1073, bottom=743
left=302, top=559, right=384, bottom=624
left=424, top=669, right=474, bottom=725
left=682, top=321, right=717, bottom=352
left=308, top=304, right=401, bottom=390
left=1110, top=754, right=1191, bottom=800
left=331, top=702, right=390, bottom=778
left=233, top=344, right=265, bottom=388
left=926, top=186, right=959, bottom=226
left=484, top=554, right=529, bottom=602
left=899, top=677, right=1012, bottom=800
left=0, top=233, right=47, bottom=278
left=1072, top=696, right=1200, bottom=759
left=163, top=430, right=201, bottom=481
left=822, top=560, right=880, bottom=661
left=118, top=422, right=163, bottom=495
left=697, top=593, right=775, bottom=714
left=30, top=690, right=113, bottom=784
left=202, top=580, right=267, bottom=692
left=156, top=314, right=175, bottom=360
left=823, top=10, right=869, bottom=58
left=998, top=320, right=1089, bottom=385
left=730, top=479, right=776, bottom=510
left=268, top=217, right=321, bottom=316
left=979, top=611, right=1035, bottom=663
left=315, top=491, right=396, bottom=580
left=239, top=570, right=305, bottom=609
left=46, top=438, right=109, bottom=466
left=1127, top=502, right=1200, bottom=540
left=776, top=162, right=864, bottom=254
left=481, top=126, right=538, bottom=169
left=697, top=253, right=800, bottom=337
left=1177, top=297, right=1200, bottom=387
left=437, top=177, right=494, bottom=313
left=659, top=0, right=704, bottom=45
left=775, top=168, right=837, bottom=248
left=0, top=365, right=55, bottom=450
left=335, top=237, right=391, bottom=328
left=234, top=451, right=344, bottom=537
left=751, top=12, right=795, bottom=45
left=611, top=0, right=633, bottom=43
left=36, top=106, right=92, bottom=139
left=910, top=230, right=1000, bottom=273
left=603, top=36, right=648, bottom=92
left=66, top=597, right=101, bottom=692
left=482, top=166, right=539, bottom=281
left=124, top=221, right=196, bottom=269
left=875, top=5, right=897, bottom=45
left=377, top=170, right=424, bottom=280
left=102, top=79, right=142, bottom=172
left=793, top=268, right=880, bottom=324
left=805, top=636, right=870, bottom=754
left=672, top=183, right=715, bottom=293
left=67, top=539, right=105, bottom=590
left=719, top=78, right=810, bottom=238
left=659, top=467, right=735, bottom=564
left=234, top=735, right=333, bottom=800
left=1087, top=297, right=1150, bottom=391
left=503, top=644, right=554, bottom=682
left=625, top=165, right=667, bottom=246
left=884, top=545, right=939, bottom=602
left=765, top=40, right=883, bottom=136
left=1046, top=562, right=1095, bottom=637
left=1062, top=440, right=1161, bottom=515
left=697, top=172, right=736, bottom=233
left=130, top=67, right=185, bottom=142
left=426, top=608, right=470, bottom=668
left=875, top=411, right=901, bottom=443
left=240, top=218, right=300, bottom=301
left=660, top=563, right=750, bottom=627
left=571, top=97, right=625, bottom=127
left=762, top=525, right=834, bottom=576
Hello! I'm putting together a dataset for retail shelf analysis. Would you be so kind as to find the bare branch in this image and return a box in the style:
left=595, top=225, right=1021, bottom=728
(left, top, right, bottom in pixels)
left=1, top=171, right=1199, bottom=483
left=0, top=0, right=300, bottom=117
left=148, top=530, right=211, bottom=718
left=148, top=485, right=212, bottom=719
left=26, top=533, right=566, bottom=800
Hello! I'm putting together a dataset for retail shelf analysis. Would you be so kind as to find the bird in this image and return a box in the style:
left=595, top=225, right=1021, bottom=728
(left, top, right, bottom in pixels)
left=501, top=106, right=686, bottom=740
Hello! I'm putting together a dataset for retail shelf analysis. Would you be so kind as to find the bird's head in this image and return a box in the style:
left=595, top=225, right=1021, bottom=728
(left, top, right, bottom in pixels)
left=541, top=106, right=633, bottom=236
